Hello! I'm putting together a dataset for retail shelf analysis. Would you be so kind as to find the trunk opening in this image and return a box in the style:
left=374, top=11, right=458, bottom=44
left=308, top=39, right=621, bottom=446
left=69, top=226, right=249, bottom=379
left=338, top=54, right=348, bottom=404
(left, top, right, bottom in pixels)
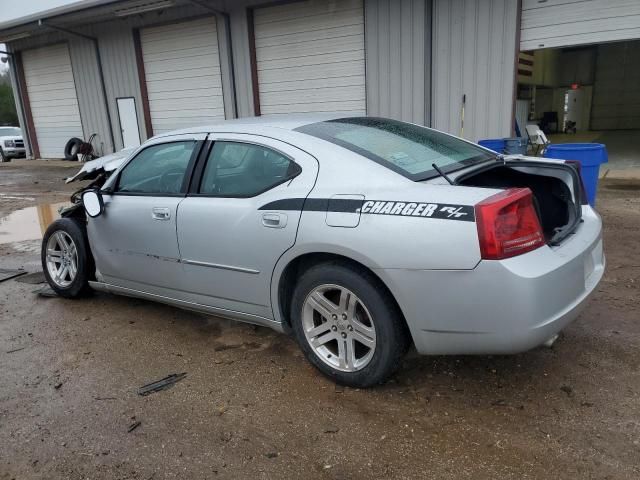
left=458, top=163, right=581, bottom=245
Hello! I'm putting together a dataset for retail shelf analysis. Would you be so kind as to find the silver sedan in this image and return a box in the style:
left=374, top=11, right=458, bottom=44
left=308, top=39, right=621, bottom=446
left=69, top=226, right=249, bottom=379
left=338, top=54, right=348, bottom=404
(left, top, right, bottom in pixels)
left=42, top=115, right=605, bottom=387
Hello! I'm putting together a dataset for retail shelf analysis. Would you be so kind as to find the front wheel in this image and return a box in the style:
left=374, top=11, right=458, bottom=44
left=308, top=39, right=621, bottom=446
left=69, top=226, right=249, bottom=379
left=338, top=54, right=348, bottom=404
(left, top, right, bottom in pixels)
left=291, top=262, right=409, bottom=388
left=41, top=218, right=92, bottom=298
left=0, top=148, right=6, bottom=162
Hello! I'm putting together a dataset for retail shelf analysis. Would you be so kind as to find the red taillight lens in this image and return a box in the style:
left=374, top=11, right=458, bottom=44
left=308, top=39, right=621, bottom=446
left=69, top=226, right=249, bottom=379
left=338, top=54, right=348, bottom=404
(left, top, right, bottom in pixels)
left=475, top=188, right=545, bottom=260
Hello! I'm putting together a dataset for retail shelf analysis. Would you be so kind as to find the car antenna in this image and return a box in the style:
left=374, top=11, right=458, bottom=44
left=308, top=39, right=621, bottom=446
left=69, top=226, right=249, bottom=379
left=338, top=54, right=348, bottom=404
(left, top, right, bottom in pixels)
left=431, top=163, right=456, bottom=185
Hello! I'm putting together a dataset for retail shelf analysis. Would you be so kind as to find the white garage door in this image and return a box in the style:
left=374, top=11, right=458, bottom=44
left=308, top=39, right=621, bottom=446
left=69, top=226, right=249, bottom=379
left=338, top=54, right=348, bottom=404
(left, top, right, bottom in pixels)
left=140, top=17, right=225, bottom=134
left=22, top=44, right=83, bottom=159
left=521, top=0, right=640, bottom=50
left=254, top=0, right=366, bottom=115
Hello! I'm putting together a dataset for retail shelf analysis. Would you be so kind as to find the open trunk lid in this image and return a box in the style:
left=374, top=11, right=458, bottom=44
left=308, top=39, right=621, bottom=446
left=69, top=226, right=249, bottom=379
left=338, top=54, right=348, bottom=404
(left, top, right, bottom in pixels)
left=453, top=156, right=585, bottom=246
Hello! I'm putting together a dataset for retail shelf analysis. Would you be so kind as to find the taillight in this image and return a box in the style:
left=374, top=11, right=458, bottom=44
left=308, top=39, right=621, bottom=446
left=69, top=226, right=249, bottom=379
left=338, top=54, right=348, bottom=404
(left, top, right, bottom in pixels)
left=475, top=188, right=545, bottom=260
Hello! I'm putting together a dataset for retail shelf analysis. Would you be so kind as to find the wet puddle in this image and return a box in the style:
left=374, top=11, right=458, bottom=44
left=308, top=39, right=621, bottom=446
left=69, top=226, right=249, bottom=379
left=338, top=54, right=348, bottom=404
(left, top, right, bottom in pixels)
left=0, top=202, right=71, bottom=245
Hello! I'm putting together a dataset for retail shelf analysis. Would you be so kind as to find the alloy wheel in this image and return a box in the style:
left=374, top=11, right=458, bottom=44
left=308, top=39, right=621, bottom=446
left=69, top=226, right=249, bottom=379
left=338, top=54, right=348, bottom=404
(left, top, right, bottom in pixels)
left=45, top=231, right=78, bottom=288
left=302, top=284, right=377, bottom=372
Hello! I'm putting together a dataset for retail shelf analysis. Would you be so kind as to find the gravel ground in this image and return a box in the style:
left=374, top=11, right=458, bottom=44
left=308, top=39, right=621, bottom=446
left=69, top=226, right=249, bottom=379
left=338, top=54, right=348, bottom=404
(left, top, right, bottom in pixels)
left=0, top=161, right=638, bottom=479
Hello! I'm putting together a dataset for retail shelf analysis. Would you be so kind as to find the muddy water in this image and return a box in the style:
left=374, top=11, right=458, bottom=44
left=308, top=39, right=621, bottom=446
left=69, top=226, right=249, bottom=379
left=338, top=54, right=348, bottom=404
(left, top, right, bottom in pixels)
left=0, top=202, right=70, bottom=244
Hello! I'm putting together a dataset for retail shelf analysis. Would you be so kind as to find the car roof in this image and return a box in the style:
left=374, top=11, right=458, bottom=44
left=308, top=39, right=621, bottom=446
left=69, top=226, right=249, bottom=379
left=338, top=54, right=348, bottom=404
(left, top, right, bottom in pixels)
left=152, top=113, right=357, bottom=139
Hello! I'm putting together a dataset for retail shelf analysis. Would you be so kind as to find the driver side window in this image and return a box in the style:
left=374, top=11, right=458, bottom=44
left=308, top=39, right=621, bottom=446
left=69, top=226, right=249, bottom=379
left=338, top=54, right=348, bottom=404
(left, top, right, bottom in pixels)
left=116, top=141, right=195, bottom=195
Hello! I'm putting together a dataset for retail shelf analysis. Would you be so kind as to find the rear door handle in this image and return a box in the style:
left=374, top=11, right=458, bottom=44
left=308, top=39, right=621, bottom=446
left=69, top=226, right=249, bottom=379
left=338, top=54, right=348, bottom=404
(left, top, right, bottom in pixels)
left=152, top=207, right=171, bottom=221
left=262, top=212, right=287, bottom=228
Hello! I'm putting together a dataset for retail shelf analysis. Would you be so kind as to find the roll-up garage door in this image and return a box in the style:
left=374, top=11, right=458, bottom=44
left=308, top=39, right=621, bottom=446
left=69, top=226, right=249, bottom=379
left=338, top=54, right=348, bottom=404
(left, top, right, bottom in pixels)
left=140, top=17, right=225, bottom=134
left=521, top=0, right=640, bottom=50
left=22, top=44, right=83, bottom=159
left=253, top=0, right=366, bottom=115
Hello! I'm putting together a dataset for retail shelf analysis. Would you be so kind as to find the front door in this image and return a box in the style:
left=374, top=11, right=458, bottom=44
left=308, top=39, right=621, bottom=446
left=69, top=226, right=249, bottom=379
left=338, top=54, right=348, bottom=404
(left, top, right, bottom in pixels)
left=176, top=134, right=318, bottom=318
left=117, top=97, right=142, bottom=149
left=88, top=134, right=205, bottom=292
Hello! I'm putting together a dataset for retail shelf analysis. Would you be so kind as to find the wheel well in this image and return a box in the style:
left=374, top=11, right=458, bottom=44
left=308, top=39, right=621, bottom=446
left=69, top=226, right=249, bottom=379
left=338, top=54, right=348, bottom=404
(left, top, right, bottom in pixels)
left=60, top=207, right=97, bottom=281
left=277, top=253, right=411, bottom=340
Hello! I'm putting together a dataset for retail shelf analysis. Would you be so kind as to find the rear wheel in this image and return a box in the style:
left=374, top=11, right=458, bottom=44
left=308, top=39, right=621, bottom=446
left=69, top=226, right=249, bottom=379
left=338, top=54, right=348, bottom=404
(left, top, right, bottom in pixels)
left=41, top=218, right=92, bottom=298
left=291, top=262, right=409, bottom=387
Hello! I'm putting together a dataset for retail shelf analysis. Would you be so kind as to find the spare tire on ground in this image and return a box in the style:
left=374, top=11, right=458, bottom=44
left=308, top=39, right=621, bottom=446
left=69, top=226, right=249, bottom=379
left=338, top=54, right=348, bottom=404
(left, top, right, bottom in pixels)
left=64, top=137, right=84, bottom=161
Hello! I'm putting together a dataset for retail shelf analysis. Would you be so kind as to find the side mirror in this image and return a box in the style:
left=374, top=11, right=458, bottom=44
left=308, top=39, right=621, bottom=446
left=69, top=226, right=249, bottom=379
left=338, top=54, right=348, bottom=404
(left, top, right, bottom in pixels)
left=82, top=190, right=104, bottom=218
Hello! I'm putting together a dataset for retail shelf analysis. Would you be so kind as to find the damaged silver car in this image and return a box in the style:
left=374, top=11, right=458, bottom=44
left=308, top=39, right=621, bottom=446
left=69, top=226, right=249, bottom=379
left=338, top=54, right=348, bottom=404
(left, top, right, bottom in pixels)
left=42, top=115, right=605, bottom=387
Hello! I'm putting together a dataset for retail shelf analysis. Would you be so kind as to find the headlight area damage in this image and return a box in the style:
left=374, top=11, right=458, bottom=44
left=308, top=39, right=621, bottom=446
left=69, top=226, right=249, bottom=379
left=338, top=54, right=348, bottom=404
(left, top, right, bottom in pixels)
left=62, top=147, right=135, bottom=216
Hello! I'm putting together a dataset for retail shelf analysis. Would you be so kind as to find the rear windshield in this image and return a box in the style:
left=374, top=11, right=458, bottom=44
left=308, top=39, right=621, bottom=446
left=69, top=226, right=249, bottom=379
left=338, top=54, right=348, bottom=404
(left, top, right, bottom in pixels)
left=295, top=117, right=494, bottom=180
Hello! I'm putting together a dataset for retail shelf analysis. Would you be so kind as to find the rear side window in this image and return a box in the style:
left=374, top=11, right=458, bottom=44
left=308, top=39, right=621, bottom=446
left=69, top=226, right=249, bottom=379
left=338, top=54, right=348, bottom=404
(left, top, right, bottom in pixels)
left=295, top=117, right=494, bottom=180
left=199, top=141, right=300, bottom=197
left=116, top=142, right=195, bottom=195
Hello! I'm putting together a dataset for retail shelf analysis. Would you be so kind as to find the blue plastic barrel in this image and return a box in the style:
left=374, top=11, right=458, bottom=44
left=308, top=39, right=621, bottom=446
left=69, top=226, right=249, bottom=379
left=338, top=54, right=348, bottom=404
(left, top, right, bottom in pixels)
left=504, top=137, right=528, bottom=155
left=478, top=139, right=506, bottom=153
left=543, top=143, right=608, bottom=206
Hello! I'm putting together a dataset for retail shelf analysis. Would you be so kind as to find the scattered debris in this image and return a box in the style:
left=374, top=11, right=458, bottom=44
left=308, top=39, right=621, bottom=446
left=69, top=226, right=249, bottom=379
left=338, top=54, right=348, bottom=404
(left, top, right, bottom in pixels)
left=34, top=285, right=57, bottom=297
left=54, top=382, right=63, bottom=390
left=491, top=399, right=508, bottom=407
left=128, top=421, right=142, bottom=433
left=15, top=271, right=46, bottom=284
left=6, top=347, right=26, bottom=354
left=216, top=405, right=227, bottom=416
left=0, top=268, right=26, bottom=283
left=94, top=396, right=117, bottom=401
left=138, top=373, right=187, bottom=396
left=560, top=385, right=574, bottom=397
left=323, top=425, right=339, bottom=434
left=264, top=452, right=279, bottom=459
left=213, top=343, right=244, bottom=352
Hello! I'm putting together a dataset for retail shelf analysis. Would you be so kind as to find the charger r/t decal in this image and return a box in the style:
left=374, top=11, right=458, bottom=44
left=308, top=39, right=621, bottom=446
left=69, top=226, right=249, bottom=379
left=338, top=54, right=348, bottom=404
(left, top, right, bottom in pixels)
left=259, top=198, right=475, bottom=222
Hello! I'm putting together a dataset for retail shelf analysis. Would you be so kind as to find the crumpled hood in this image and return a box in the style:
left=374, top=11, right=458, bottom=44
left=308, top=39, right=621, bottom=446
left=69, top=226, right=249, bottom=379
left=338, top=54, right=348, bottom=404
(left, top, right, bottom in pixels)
left=65, top=147, right=136, bottom=183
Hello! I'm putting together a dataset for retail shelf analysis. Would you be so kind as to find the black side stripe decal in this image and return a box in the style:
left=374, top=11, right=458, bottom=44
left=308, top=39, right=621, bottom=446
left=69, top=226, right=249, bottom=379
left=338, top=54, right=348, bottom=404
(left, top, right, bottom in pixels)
left=259, top=198, right=475, bottom=222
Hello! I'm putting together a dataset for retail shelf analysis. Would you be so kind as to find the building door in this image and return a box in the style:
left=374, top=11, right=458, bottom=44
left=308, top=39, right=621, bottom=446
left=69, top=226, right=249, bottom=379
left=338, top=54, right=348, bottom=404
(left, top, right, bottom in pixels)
left=252, top=0, right=366, bottom=115
left=116, top=98, right=141, bottom=149
left=139, top=17, right=226, bottom=135
left=21, top=43, right=83, bottom=158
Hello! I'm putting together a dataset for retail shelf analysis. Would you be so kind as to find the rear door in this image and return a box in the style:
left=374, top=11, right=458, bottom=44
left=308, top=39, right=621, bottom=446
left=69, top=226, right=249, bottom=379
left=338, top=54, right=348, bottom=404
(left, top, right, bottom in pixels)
left=88, top=134, right=205, bottom=292
left=176, top=134, right=318, bottom=318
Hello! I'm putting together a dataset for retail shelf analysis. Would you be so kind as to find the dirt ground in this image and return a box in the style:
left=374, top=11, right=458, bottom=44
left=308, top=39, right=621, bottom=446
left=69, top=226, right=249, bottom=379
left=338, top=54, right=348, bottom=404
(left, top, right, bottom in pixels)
left=0, top=161, right=638, bottom=480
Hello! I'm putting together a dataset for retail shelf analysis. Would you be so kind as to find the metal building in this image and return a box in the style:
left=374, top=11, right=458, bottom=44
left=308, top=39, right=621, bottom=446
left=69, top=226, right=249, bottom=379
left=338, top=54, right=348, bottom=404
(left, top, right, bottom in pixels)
left=0, top=0, right=636, bottom=159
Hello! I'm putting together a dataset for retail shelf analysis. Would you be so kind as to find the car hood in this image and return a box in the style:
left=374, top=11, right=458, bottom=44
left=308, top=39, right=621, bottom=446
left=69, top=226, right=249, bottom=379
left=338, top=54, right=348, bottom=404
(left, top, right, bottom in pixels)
left=65, top=147, right=135, bottom=183
left=0, top=136, right=23, bottom=142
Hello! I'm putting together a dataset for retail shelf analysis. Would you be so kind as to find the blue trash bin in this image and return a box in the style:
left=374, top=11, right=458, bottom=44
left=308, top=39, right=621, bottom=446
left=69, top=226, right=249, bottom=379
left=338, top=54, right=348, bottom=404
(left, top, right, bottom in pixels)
left=543, top=143, right=608, bottom=206
left=478, top=139, right=506, bottom=153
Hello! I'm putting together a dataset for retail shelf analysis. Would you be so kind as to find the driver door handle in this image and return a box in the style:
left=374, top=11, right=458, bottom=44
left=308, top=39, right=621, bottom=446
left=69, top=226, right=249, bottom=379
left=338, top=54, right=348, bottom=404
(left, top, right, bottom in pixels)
left=262, top=212, right=287, bottom=228
left=152, top=207, right=171, bottom=221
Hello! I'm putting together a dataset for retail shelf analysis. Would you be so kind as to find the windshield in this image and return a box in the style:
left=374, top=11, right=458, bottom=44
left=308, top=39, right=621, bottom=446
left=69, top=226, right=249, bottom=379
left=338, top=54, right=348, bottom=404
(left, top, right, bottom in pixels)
left=0, top=127, right=21, bottom=137
left=295, top=117, right=494, bottom=180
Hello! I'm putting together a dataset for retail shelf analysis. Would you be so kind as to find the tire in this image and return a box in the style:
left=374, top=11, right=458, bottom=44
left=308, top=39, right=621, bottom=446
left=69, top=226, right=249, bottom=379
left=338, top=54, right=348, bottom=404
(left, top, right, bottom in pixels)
left=41, top=218, right=93, bottom=298
left=290, top=262, right=409, bottom=388
left=64, top=137, right=83, bottom=161
left=0, top=148, right=6, bottom=162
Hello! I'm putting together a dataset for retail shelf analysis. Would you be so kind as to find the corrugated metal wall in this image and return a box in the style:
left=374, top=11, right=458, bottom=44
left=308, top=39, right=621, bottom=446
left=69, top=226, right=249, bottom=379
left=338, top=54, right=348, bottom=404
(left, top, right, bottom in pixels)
left=432, top=0, right=519, bottom=141
left=521, top=0, right=640, bottom=51
left=365, top=0, right=431, bottom=125
left=68, top=37, right=113, bottom=156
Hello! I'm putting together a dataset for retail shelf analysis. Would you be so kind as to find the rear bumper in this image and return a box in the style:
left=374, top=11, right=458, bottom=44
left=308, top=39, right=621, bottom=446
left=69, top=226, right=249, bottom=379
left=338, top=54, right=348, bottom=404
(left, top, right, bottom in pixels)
left=379, top=207, right=605, bottom=355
